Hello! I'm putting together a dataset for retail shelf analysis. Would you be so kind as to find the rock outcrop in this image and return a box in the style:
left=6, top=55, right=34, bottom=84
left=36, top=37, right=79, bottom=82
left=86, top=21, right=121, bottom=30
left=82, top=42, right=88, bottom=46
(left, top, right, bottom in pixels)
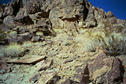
left=0, top=0, right=126, bottom=84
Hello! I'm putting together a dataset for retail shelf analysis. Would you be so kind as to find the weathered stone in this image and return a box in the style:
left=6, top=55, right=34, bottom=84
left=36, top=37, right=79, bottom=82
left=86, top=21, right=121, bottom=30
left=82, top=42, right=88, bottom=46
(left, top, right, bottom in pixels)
left=63, top=56, right=79, bottom=63
left=106, top=11, right=114, bottom=18
left=9, top=0, right=24, bottom=16
left=0, top=59, right=10, bottom=74
left=16, top=26, right=29, bottom=34
left=61, top=79, right=73, bottom=84
left=16, top=15, right=34, bottom=25
left=0, top=5, right=13, bottom=18
left=49, top=0, right=89, bottom=29
left=3, top=6, right=13, bottom=17
left=84, top=6, right=97, bottom=28
left=30, top=73, right=41, bottom=83
left=36, top=18, right=51, bottom=27
left=36, top=32, right=43, bottom=36
left=108, top=17, right=117, bottom=24
left=0, top=24, right=11, bottom=31
left=73, top=65, right=90, bottom=84
left=26, top=0, right=55, bottom=15
left=47, top=75, right=61, bottom=84
left=15, top=8, right=27, bottom=20
left=6, top=31, right=18, bottom=43
left=19, top=33, right=32, bottom=41
left=106, top=58, right=123, bottom=84
left=37, top=71, right=60, bottom=84
left=26, top=0, right=42, bottom=14
left=31, top=36, right=41, bottom=42
left=35, top=59, right=53, bottom=71
left=7, top=55, right=45, bottom=64
left=0, top=0, right=126, bottom=84
left=88, top=51, right=123, bottom=84
left=3, top=16, right=15, bottom=27
left=79, top=65, right=90, bottom=84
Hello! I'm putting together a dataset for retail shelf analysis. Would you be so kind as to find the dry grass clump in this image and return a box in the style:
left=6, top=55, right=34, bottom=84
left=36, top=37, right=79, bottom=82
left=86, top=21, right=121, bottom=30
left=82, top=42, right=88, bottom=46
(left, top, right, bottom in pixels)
left=103, top=32, right=126, bottom=56
left=0, top=43, right=26, bottom=58
left=0, top=30, right=6, bottom=43
left=75, top=28, right=126, bottom=56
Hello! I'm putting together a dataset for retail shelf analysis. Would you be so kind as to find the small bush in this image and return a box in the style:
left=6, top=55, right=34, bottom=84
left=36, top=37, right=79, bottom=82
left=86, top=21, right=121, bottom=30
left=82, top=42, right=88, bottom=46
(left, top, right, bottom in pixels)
left=76, top=28, right=126, bottom=56
left=4, top=43, right=26, bottom=58
left=103, top=32, right=126, bottom=56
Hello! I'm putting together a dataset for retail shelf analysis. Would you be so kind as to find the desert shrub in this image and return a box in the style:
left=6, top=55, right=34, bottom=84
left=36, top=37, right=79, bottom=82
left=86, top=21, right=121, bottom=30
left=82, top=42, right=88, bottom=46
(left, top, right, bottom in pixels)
left=4, top=43, right=26, bottom=58
left=76, top=28, right=126, bottom=56
left=102, top=32, right=126, bottom=56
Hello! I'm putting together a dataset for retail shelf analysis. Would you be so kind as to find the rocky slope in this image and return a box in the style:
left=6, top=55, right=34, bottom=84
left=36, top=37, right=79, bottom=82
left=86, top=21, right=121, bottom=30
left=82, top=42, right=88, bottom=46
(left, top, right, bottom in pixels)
left=0, top=0, right=126, bottom=84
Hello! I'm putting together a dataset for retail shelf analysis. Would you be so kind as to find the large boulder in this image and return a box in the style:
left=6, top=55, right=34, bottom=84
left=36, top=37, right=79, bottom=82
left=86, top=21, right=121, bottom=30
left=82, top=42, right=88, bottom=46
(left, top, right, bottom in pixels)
left=26, top=0, right=55, bottom=15
left=88, top=51, right=124, bottom=84
left=49, top=0, right=89, bottom=30
left=0, top=4, right=13, bottom=19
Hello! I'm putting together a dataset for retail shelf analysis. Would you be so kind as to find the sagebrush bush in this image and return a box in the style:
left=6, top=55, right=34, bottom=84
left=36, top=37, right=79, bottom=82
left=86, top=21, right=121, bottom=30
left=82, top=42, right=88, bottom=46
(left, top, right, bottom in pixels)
left=103, top=32, right=126, bottom=56
left=76, top=28, right=126, bottom=56
left=3, top=43, right=26, bottom=58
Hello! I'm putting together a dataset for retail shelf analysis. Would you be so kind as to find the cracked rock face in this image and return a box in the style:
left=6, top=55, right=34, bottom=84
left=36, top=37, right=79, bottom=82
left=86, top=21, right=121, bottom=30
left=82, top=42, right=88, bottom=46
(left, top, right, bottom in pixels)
left=49, top=0, right=89, bottom=30
left=88, top=51, right=123, bottom=84
left=0, top=0, right=126, bottom=84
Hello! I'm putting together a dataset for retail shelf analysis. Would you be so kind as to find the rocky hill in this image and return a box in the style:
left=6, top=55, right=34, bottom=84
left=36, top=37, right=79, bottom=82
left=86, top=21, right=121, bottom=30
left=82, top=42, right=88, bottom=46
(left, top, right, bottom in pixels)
left=0, top=0, right=126, bottom=84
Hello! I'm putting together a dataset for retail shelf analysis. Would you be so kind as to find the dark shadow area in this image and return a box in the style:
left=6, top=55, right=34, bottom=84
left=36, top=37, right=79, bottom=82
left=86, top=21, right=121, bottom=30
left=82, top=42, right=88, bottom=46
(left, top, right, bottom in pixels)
left=82, top=0, right=89, bottom=21
left=11, top=0, right=23, bottom=16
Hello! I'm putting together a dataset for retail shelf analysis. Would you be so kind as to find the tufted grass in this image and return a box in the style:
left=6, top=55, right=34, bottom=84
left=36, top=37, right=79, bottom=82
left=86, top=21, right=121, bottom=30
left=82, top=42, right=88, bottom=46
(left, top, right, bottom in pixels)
left=0, top=43, right=26, bottom=58
left=76, top=28, right=126, bottom=56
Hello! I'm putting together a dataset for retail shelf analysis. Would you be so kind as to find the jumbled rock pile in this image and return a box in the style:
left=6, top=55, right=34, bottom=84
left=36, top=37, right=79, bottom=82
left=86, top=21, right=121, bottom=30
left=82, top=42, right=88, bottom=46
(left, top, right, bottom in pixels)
left=0, top=0, right=126, bottom=84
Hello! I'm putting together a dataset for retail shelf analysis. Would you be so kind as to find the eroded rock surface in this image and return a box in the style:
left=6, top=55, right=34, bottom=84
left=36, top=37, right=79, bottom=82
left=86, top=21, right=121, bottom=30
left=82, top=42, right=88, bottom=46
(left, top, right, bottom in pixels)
left=0, top=0, right=126, bottom=84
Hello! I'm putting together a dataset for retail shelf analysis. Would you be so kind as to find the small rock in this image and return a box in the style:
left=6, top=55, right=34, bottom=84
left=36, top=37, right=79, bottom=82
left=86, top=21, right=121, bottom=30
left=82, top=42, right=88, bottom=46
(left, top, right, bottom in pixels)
left=37, top=71, right=60, bottom=84
left=61, top=79, right=73, bottom=84
left=106, top=11, right=114, bottom=18
left=106, top=58, right=123, bottom=84
left=64, top=58, right=74, bottom=64
left=16, top=16, right=34, bottom=25
left=35, top=59, right=53, bottom=71
left=31, top=36, right=41, bottom=42
left=0, top=59, right=10, bottom=74
left=3, top=16, right=15, bottom=27
left=30, top=73, right=41, bottom=83
left=79, top=65, right=90, bottom=84
left=36, top=32, right=43, bottom=36
left=15, top=8, right=27, bottom=20
left=8, top=31, right=17, bottom=38
left=3, top=6, right=13, bottom=16
left=19, top=33, right=32, bottom=41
